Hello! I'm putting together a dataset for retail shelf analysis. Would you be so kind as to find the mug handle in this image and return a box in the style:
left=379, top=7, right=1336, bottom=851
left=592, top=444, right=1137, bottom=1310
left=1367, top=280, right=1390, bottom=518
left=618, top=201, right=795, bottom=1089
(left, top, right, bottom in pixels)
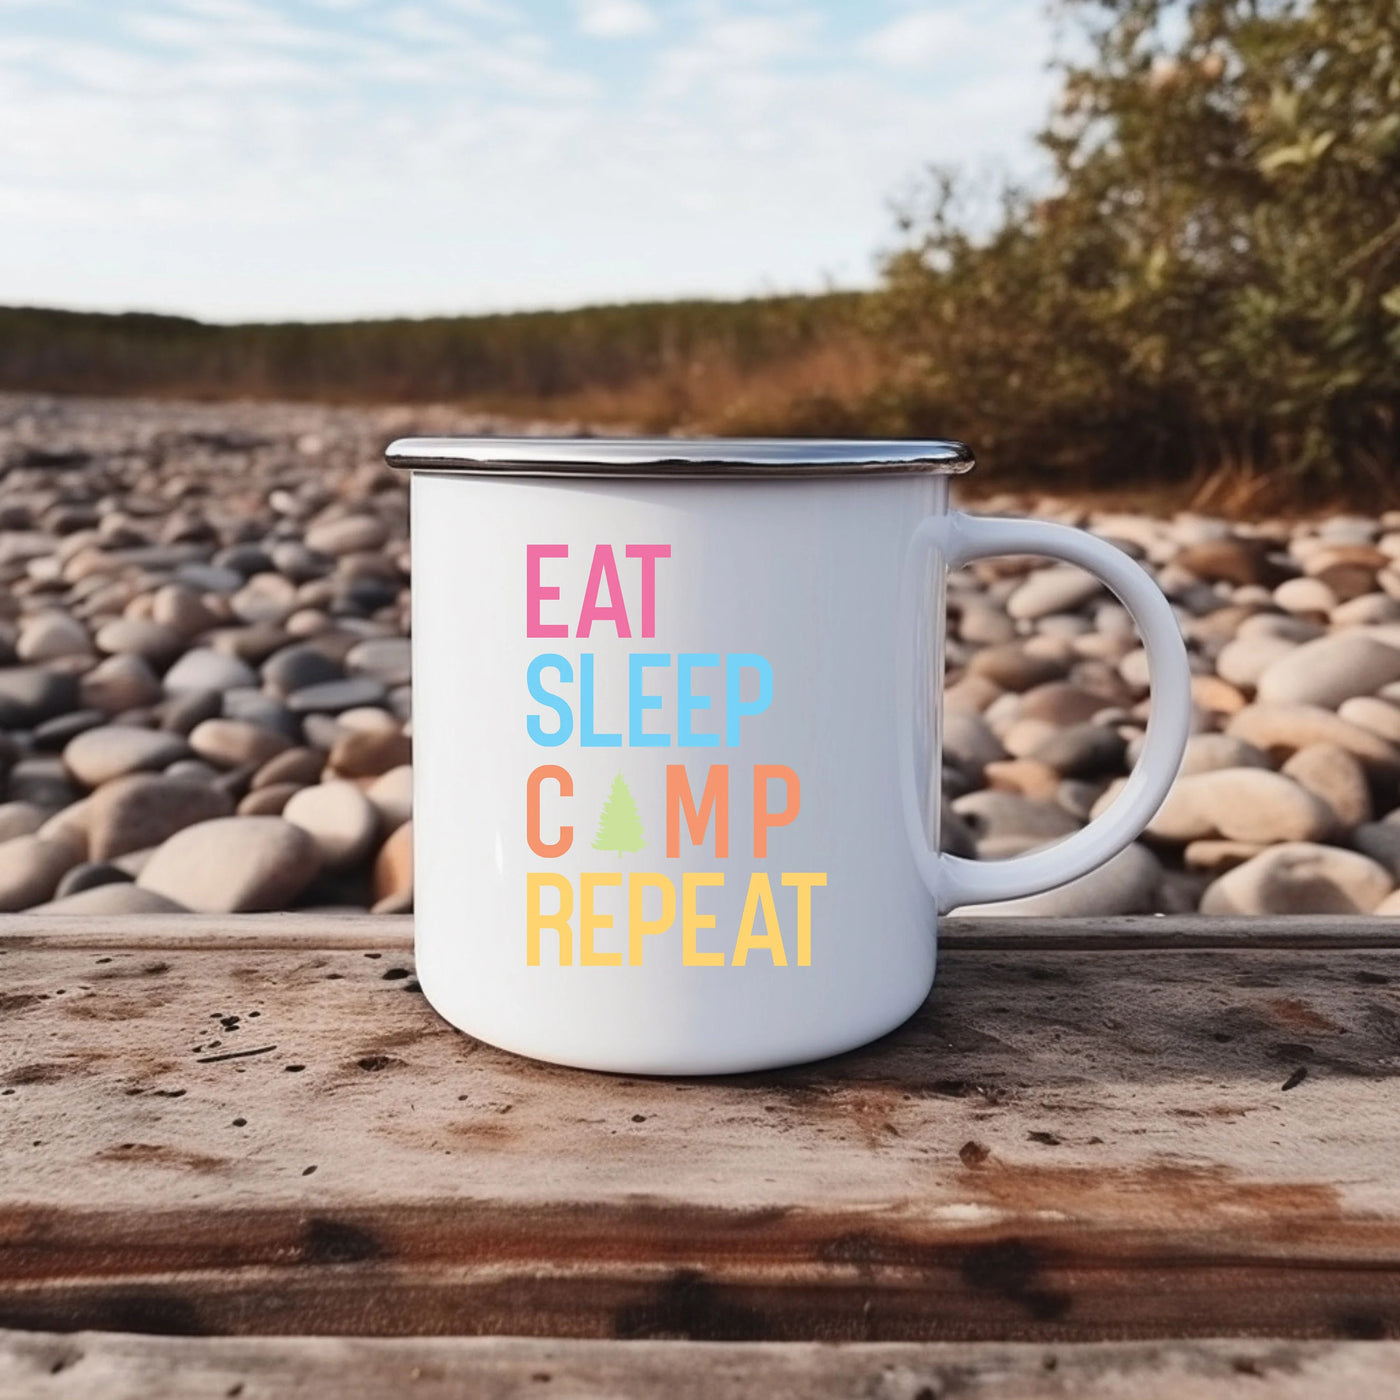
left=899, top=510, right=1192, bottom=913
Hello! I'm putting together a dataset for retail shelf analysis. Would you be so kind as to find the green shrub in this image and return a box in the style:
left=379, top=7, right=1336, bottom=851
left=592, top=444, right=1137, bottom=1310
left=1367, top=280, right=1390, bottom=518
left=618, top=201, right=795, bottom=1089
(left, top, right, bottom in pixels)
left=875, top=0, right=1400, bottom=503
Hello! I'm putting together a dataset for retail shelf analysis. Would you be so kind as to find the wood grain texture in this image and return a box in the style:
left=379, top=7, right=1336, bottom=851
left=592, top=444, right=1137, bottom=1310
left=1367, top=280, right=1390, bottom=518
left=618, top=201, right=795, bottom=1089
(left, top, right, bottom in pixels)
left=2, top=1331, right=1398, bottom=1400
left=1, top=916, right=1398, bottom=1342
left=4, top=911, right=1400, bottom=952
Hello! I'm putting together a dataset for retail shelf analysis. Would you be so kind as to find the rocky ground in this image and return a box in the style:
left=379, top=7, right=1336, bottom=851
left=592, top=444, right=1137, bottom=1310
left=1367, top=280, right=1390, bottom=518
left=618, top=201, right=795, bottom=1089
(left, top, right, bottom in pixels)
left=946, top=503, right=1400, bottom=916
left=3, top=393, right=1400, bottom=917
left=0, top=393, right=527, bottom=916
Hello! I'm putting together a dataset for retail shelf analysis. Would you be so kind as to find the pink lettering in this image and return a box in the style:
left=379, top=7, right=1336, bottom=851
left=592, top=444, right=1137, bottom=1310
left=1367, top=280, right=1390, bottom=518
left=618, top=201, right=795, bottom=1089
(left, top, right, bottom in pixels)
left=577, top=546, right=631, bottom=638
left=526, top=545, right=568, bottom=638
left=626, top=545, right=671, bottom=639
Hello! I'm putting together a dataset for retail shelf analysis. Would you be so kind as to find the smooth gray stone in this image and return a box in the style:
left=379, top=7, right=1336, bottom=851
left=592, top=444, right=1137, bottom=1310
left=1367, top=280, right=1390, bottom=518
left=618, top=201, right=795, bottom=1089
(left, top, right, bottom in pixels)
left=175, top=562, right=244, bottom=593
left=161, top=688, right=223, bottom=735
left=1032, top=723, right=1128, bottom=778
left=221, top=687, right=300, bottom=738
left=285, top=677, right=388, bottom=715
left=0, top=667, right=79, bottom=727
left=54, top=860, right=133, bottom=898
left=262, top=644, right=345, bottom=699
left=163, top=647, right=258, bottom=693
left=32, top=708, right=107, bottom=752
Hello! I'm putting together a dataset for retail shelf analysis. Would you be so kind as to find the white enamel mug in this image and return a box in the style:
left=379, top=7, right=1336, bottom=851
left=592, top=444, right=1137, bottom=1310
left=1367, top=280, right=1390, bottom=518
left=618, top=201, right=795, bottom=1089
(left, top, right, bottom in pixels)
left=388, top=438, right=1191, bottom=1075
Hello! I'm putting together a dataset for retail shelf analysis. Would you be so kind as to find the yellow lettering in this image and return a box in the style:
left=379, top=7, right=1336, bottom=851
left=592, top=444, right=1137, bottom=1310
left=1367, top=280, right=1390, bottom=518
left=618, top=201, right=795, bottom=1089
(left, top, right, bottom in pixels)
left=628, top=872, right=676, bottom=966
left=529, top=871, right=825, bottom=969
left=681, top=872, right=725, bottom=966
left=781, top=872, right=827, bottom=966
left=526, top=872, right=573, bottom=966
left=732, top=872, right=786, bottom=966
left=580, top=872, right=622, bottom=966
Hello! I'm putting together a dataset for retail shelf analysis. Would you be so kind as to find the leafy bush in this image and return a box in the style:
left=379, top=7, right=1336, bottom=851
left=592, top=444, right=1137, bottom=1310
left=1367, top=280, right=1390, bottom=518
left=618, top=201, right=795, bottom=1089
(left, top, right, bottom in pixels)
left=875, top=0, right=1400, bottom=503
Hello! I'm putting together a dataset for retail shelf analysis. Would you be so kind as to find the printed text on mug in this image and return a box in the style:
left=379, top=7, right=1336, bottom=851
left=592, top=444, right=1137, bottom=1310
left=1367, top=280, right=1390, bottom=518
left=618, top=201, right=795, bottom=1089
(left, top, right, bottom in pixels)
left=523, top=543, right=827, bottom=969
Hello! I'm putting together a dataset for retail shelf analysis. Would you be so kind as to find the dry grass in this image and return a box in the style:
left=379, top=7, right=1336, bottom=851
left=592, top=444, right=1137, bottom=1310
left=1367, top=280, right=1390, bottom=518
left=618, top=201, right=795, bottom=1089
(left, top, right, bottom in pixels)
left=452, top=336, right=885, bottom=437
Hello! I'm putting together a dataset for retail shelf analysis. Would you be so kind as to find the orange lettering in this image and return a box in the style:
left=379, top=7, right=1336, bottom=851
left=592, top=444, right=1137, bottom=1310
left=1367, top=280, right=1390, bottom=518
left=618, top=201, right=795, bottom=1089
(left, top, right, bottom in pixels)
left=753, top=765, right=799, bottom=857
left=666, top=765, right=729, bottom=858
left=526, top=765, right=573, bottom=858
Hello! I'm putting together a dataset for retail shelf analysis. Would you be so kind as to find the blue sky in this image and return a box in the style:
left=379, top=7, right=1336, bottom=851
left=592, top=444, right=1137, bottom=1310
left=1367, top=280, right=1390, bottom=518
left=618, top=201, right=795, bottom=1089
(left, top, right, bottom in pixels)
left=0, top=0, right=1056, bottom=321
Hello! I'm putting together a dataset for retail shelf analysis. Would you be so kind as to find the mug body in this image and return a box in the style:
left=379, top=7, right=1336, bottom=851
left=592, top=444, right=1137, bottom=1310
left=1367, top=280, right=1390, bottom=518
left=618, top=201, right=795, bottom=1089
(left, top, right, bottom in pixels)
left=409, top=464, right=952, bottom=1074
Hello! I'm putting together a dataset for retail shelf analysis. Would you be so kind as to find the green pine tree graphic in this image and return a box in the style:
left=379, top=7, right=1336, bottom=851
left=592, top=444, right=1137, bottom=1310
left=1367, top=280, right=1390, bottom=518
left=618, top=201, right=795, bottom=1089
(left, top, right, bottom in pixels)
left=591, top=773, right=646, bottom=857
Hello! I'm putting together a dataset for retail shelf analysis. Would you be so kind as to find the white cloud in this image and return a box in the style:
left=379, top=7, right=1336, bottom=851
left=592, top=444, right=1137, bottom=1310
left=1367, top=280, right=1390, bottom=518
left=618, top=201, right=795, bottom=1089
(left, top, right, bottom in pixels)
left=860, top=4, right=1042, bottom=70
left=574, top=0, right=656, bottom=38
left=861, top=9, right=972, bottom=67
left=651, top=11, right=815, bottom=98
left=0, top=0, right=1056, bottom=319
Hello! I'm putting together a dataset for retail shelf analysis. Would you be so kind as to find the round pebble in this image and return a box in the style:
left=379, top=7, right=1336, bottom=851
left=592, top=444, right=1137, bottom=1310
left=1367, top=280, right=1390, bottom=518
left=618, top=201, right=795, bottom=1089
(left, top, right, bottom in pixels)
left=1006, top=565, right=1103, bottom=621
left=1178, top=733, right=1271, bottom=776
left=956, top=599, right=1016, bottom=646
left=1215, top=634, right=1296, bottom=689
left=372, top=820, right=413, bottom=911
left=1280, top=743, right=1372, bottom=828
left=1200, top=843, right=1392, bottom=915
left=222, top=688, right=298, bottom=736
left=0, top=802, right=50, bottom=844
left=1353, top=823, right=1400, bottom=881
left=1146, top=768, right=1335, bottom=845
left=8, top=758, right=80, bottom=810
left=95, top=618, right=183, bottom=663
left=189, top=718, right=294, bottom=769
left=1256, top=633, right=1400, bottom=709
left=943, top=711, right=1007, bottom=777
left=1273, top=576, right=1337, bottom=615
left=306, top=515, right=388, bottom=556
left=87, top=773, right=234, bottom=862
left=1017, top=682, right=1114, bottom=726
left=1337, top=696, right=1400, bottom=744
left=80, top=653, right=164, bottom=714
left=137, top=816, right=323, bottom=912
left=163, top=647, right=259, bottom=693
left=966, top=644, right=1067, bottom=692
left=285, top=677, right=388, bottom=714
left=1226, top=703, right=1400, bottom=775
left=983, top=758, right=1061, bottom=801
left=952, top=790, right=1082, bottom=845
left=262, top=644, right=345, bottom=698
left=232, top=574, right=298, bottom=625
left=1176, top=538, right=1277, bottom=587
left=328, top=727, right=412, bottom=778
left=283, top=780, right=379, bottom=870
left=253, top=746, right=326, bottom=789
left=33, top=709, right=107, bottom=751
left=17, top=612, right=92, bottom=662
left=0, top=668, right=79, bottom=727
left=34, top=884, right=188, bottom=915
left=53, top=861, right=132, bottom=899
left=152, top=583, right=219, bottom=637
left=1031, top=723, right=1126, bottom=778
left=63, top=726, right=191, bottom=788
left=366, top=765, right=412, bottom=833
left=0, top=832, right=83, bottom=911
left=238, top=783, right=303, bottom=816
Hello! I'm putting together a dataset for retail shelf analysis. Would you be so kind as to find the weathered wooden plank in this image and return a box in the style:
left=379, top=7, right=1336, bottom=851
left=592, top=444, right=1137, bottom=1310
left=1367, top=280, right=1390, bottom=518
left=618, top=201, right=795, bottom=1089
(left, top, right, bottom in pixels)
left=2, top=1331, right=1398, bottom=1400
left=944, top=915, right=1400, bottom=952
left=0, top=912, right=413, bottom=953
left=4, top=912, right=1400, bottom=953
left=1, top=926, right=1398, bottom=1342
